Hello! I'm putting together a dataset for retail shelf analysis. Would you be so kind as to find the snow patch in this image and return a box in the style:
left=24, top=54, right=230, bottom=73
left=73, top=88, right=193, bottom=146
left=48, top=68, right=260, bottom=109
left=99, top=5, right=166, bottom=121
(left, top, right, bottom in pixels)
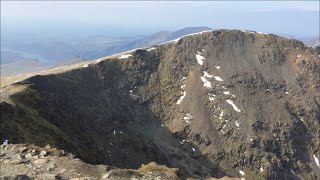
left=96, top=59, right=102, bottom=63
left=200, top=76, right=212, bottom=88
left=200, top=71, right=214, bottom=88
left=203, top=71, right=213, bottom=78
left=82, top=64, right=89, bottom=67
left=260, top=166, right=263, bottom=172
left=235, top=121, right=240, bottom=128
left=242, top=30, right=256, bottom=34
left=226, top=99, right=241, bottom=112
left=118, top=54, right=132, bottom=59
left=208, top=93, right=216, bottom=101
left=214, top=66, right=221, bottom=69
left=285, top=91, right=289, bottom=95
left=192, top=148, right=196, bottom=152
left=223, top=91, right=230, bottom=95
left=223, top=91, right=236, bottom=97
left=180, top=140, right=186, bottom=144
left=291, top=169, right=297, bottom=176
left=177, top=77, right=187, bottom=104
left=219, top=110, right=224, bottom=119
left=183, top=113, right=193, bottom=120
left=147, top=47, right=156, bottom=51
left=239, top=170, right=245, bottom=176
left=314, top=154, right=320, bottom=167
left=214, top=76, right=223, bottom=81
left=196, top=51, right=205, bottom=65
left=159, top=30, right=212, bottom=44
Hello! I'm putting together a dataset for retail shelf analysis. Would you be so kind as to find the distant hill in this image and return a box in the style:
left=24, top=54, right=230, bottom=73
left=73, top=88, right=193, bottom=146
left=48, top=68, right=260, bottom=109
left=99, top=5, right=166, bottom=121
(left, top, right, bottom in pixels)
left=299, top=37, right=320, bottom=47
left=83, top=26, right=212, bottom=59
left=1, top=27, right=212, bottom=76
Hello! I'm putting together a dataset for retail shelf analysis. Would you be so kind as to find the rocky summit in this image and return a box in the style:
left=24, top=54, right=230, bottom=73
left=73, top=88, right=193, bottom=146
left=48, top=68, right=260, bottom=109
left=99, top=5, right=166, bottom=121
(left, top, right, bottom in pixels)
left=1, top=30, right=320, bottom=179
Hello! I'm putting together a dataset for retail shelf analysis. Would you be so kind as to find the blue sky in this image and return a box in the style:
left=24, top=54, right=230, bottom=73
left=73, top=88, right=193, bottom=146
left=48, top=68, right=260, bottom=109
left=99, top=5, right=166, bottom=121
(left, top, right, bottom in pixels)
left=1, top=1, right=319, bottom=37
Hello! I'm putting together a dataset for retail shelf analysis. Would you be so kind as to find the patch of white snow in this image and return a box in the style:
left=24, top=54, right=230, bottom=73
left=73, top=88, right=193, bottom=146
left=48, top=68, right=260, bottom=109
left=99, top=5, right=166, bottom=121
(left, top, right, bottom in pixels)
left=314, top=154, right=320, bottom=167
left=147, top=47, right=156, bottom=51
left=196, top=51, right=205, bottom=65
left=226, top=99, right=241, bottom=112
left=235, top=121, right=240, bottom=128
left=214, top=76, right=223, bottom=81
left=208, top=93, right=216, bottom=101
left=239, top=170, right=245, bottom=176
left=260, top=166, right=263, bottom=172
left=223, top=91, right=231, bottom=95
left=203, top=71, right=213, bottom=78
left=118, top=54, right=132, bottom=59
left=200, top=76, right=212, bottom=88
left=96, top=59, right=102, bottom=63
left=177, top=77, right=187, bottom=104
left=219, top=110, right=224, bottom=119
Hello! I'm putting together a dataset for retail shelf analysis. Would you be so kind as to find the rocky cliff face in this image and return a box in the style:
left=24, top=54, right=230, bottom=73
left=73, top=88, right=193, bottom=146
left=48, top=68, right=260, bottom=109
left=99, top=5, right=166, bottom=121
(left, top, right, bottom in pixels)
left=1, top=30, right=319, bottom=179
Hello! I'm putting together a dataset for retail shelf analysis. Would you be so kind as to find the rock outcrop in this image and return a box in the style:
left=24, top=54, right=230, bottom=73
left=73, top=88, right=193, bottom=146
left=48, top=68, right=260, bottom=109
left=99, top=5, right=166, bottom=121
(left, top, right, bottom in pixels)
left=0, top=144, right=180, bottom=179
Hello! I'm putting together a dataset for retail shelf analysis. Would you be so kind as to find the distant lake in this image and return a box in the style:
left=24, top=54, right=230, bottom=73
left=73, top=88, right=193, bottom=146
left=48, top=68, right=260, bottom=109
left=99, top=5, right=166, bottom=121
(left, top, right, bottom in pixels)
left=2, top=47, right=51, bottom=63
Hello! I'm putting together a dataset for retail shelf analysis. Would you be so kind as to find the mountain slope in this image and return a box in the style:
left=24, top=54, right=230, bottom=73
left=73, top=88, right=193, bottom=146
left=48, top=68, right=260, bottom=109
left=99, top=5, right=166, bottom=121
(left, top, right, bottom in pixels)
left=1, top=29, right=319, bottom=179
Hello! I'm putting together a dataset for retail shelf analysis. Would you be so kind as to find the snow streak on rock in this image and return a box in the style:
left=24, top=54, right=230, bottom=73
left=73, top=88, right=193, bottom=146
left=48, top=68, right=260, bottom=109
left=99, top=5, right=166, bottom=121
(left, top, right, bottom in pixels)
left=226, top=99, right=241, bottom=112
left=314, top=154, right=320, bottom=167
left=195, top=51, right=205, bottom=65
left=200, top=71, right=214, bottom=88
left=200, top=77, right=211, bottom=88
left=147, top=47, right=156, bottom=51
left=208, top=93, right=216, bottom=101
left=118, top=54, right=132, bottom=59
left=177, top=77, right=187, bottom=104
left=213, top=76, right=223, bottom=81
left=239, top=170, right=245, bottom=176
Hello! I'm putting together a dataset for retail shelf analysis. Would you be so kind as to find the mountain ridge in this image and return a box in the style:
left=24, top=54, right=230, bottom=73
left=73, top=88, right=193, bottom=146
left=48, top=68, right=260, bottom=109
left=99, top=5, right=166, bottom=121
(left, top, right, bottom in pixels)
left=1, top=29, right=319, bottom=179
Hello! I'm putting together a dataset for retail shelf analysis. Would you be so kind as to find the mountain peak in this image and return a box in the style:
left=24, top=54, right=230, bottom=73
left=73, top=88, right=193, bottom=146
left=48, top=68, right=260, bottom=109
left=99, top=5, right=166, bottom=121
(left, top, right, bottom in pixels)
left=1, top=28, right=319, bottom=179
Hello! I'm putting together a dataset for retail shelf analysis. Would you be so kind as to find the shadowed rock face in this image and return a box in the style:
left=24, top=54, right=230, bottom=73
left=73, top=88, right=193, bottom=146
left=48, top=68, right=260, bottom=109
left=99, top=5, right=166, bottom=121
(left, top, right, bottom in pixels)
left=1, top=30, right=319, bottom=179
